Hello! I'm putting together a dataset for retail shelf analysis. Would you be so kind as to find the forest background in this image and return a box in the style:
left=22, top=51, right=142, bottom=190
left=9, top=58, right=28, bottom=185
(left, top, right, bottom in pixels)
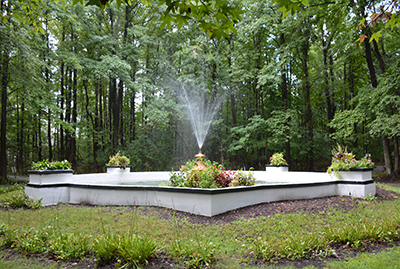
left=1, top=0, right=399, bottom=183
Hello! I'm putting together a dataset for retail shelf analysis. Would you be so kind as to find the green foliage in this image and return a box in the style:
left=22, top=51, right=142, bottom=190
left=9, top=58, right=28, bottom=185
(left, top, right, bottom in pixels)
left=0, top=224, right=16, bottom=248
left=3, top=0, right=400, bottom=179
left=0, top=184, right=25, bottom=195
left=1, top=191, right=42, bottom=209
left=270, top=153, right=288, bottom=166
left=273, top=0, right=310, bottom=18
left=49, top=233, right=92, bottom=260
left=327, top=145, right=374, bottom=177
left=14, top=227, right=53, bottom=254
left=93, top=233, right=119, bottom=265
left=2, top=191, right=400, bottom=267
left=0, top=222, right=157, bottom=268
left=31, top=159, right=72, bottom=171
left=169, top=239, right=216, bottom=268
left=94, top=232, right=159, bottom=267
left=169, top=159, right=255, bottom=188
left=115, top=233, right=158, bottom=267
left=106, top=152, right=130, bottom=168
left=158, top=0, right=244, bottom=39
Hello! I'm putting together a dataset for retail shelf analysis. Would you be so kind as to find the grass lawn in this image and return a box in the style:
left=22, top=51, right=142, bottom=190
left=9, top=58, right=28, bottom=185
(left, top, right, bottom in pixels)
left=0, top=183, right=399, bottom=268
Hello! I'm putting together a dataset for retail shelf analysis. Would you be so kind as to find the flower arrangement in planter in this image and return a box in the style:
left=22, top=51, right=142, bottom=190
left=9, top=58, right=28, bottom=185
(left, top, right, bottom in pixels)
left=169, top=159, right=255, bottom=188
left=31, top=159, right=72, bottom=171
left=106, top=152, right=130, bottom=169
left=269, top=153, right=288, bottom=166
left=327, top=144, right=374, bottom=178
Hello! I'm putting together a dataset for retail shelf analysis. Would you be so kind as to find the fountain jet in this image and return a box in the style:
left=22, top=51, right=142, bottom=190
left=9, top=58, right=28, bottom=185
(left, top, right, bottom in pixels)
left=181, top=81, right=224, bottom=151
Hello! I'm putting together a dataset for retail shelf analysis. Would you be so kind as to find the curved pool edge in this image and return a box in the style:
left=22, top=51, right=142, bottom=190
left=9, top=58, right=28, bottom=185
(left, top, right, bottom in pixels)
left=25, top=178, right=376, bottom=217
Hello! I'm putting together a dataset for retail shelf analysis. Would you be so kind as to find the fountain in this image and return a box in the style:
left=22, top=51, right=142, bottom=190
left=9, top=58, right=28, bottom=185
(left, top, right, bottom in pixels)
left=180, top=80, right=224, bottom=158
left=24, top=81, right=376, bottom=216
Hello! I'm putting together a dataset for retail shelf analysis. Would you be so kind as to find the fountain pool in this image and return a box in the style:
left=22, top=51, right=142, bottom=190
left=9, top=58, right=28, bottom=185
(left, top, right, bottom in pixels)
left=25, top=168, right=375, bottom=217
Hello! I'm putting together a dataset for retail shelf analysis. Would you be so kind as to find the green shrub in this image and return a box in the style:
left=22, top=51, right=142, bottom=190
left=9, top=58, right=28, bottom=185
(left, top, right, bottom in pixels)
left=1, top=191, right=42, bottom=209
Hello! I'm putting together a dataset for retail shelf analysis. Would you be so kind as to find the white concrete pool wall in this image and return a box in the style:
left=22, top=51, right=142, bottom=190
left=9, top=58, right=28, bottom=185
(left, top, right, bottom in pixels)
left=25, top=168, right=375, bottom=217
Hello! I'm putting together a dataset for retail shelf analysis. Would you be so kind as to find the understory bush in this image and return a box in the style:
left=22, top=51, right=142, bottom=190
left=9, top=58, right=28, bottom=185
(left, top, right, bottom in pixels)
left=169, top=159, right=255, bottom=188
left=1, top=191, right=42, bottom=209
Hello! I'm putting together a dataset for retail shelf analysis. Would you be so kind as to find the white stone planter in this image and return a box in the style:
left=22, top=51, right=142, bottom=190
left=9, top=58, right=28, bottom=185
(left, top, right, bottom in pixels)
left=335, top=168, right=373, bottom=182
left=106, top=166, right=131, bottom=173
left=265, top=165, right=289, bottom=173
left=27, top=170, right=73, bottom=184
left=26, top=170, right=73, bottom=206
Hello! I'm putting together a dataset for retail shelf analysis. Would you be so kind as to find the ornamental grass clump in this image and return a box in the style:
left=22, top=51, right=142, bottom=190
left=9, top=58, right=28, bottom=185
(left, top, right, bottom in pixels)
left=269, top=153, right=288, bottom=166
left=169, top=159, right=255, bottom=188
left=106, top=152, right=130, bottom=169
left=327, top=144, right=374, bottom=178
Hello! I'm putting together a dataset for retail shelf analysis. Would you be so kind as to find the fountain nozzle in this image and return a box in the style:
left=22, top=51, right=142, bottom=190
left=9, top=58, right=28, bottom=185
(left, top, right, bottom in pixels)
left=195, top=148, right=206, bottom=159
left=194, top=148, right=206, bottom=170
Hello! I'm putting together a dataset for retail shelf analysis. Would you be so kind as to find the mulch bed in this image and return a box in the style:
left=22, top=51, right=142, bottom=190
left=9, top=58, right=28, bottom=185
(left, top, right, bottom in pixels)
left=138, top=184, right=397, bottom=225
left=1, top=185, right=400, bottom=269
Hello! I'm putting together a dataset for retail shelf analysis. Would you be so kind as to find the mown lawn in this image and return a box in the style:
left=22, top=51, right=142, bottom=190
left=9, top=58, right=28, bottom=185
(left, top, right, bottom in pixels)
left=0, top=183, right=399, bottom=268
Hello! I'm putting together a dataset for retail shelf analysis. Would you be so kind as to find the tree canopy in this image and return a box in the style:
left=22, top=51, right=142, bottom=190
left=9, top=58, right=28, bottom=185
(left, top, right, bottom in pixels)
left=1, top=0, right=399, bottom=182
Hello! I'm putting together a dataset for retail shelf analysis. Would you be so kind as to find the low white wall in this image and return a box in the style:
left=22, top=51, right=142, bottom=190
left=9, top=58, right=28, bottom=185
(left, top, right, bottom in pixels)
left=73, top=171, right=171, bottom=184
left=25, top=186, right=70, bottom=205
left=26, top=169, right=376, bottom=216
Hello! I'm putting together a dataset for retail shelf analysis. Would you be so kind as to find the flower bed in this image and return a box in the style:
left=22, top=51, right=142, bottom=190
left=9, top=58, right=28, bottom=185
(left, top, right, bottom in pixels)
left=31, top=159, right=72, bottom=171
left=169, top=159, right=255, bottom=188
left=327, top=145, right=374, bottom=179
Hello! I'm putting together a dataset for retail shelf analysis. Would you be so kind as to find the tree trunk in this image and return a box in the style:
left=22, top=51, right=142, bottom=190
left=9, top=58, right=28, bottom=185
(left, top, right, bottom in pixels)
left=84, top=80, right=98, bottom=172
left=364, top=30, right=378, bottom=88
left=72, top=67, right=77, bottom=169
left=38, top=111, right=42, bottom=161
left=109, top=78, right=117, bottom=150
left=65, top=67, right=72, bottom=161
left=0, top=44, right=8, bottom=182
left=364, top=27, right=392, bottom=176
left=280, top=33, right=291, bottom=165
left=59, top=26, right=65, bottom=159
left=394, top=136, right=399, bottom=174
left=322, top=35, right=334, bottom=135
left=382, top=135, right=392, bottom=176
left=17, top=102, right=24, bottom=174
left=47, top=109, right=52, bottom=160
left=300, top=20, right=313, bottom=171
